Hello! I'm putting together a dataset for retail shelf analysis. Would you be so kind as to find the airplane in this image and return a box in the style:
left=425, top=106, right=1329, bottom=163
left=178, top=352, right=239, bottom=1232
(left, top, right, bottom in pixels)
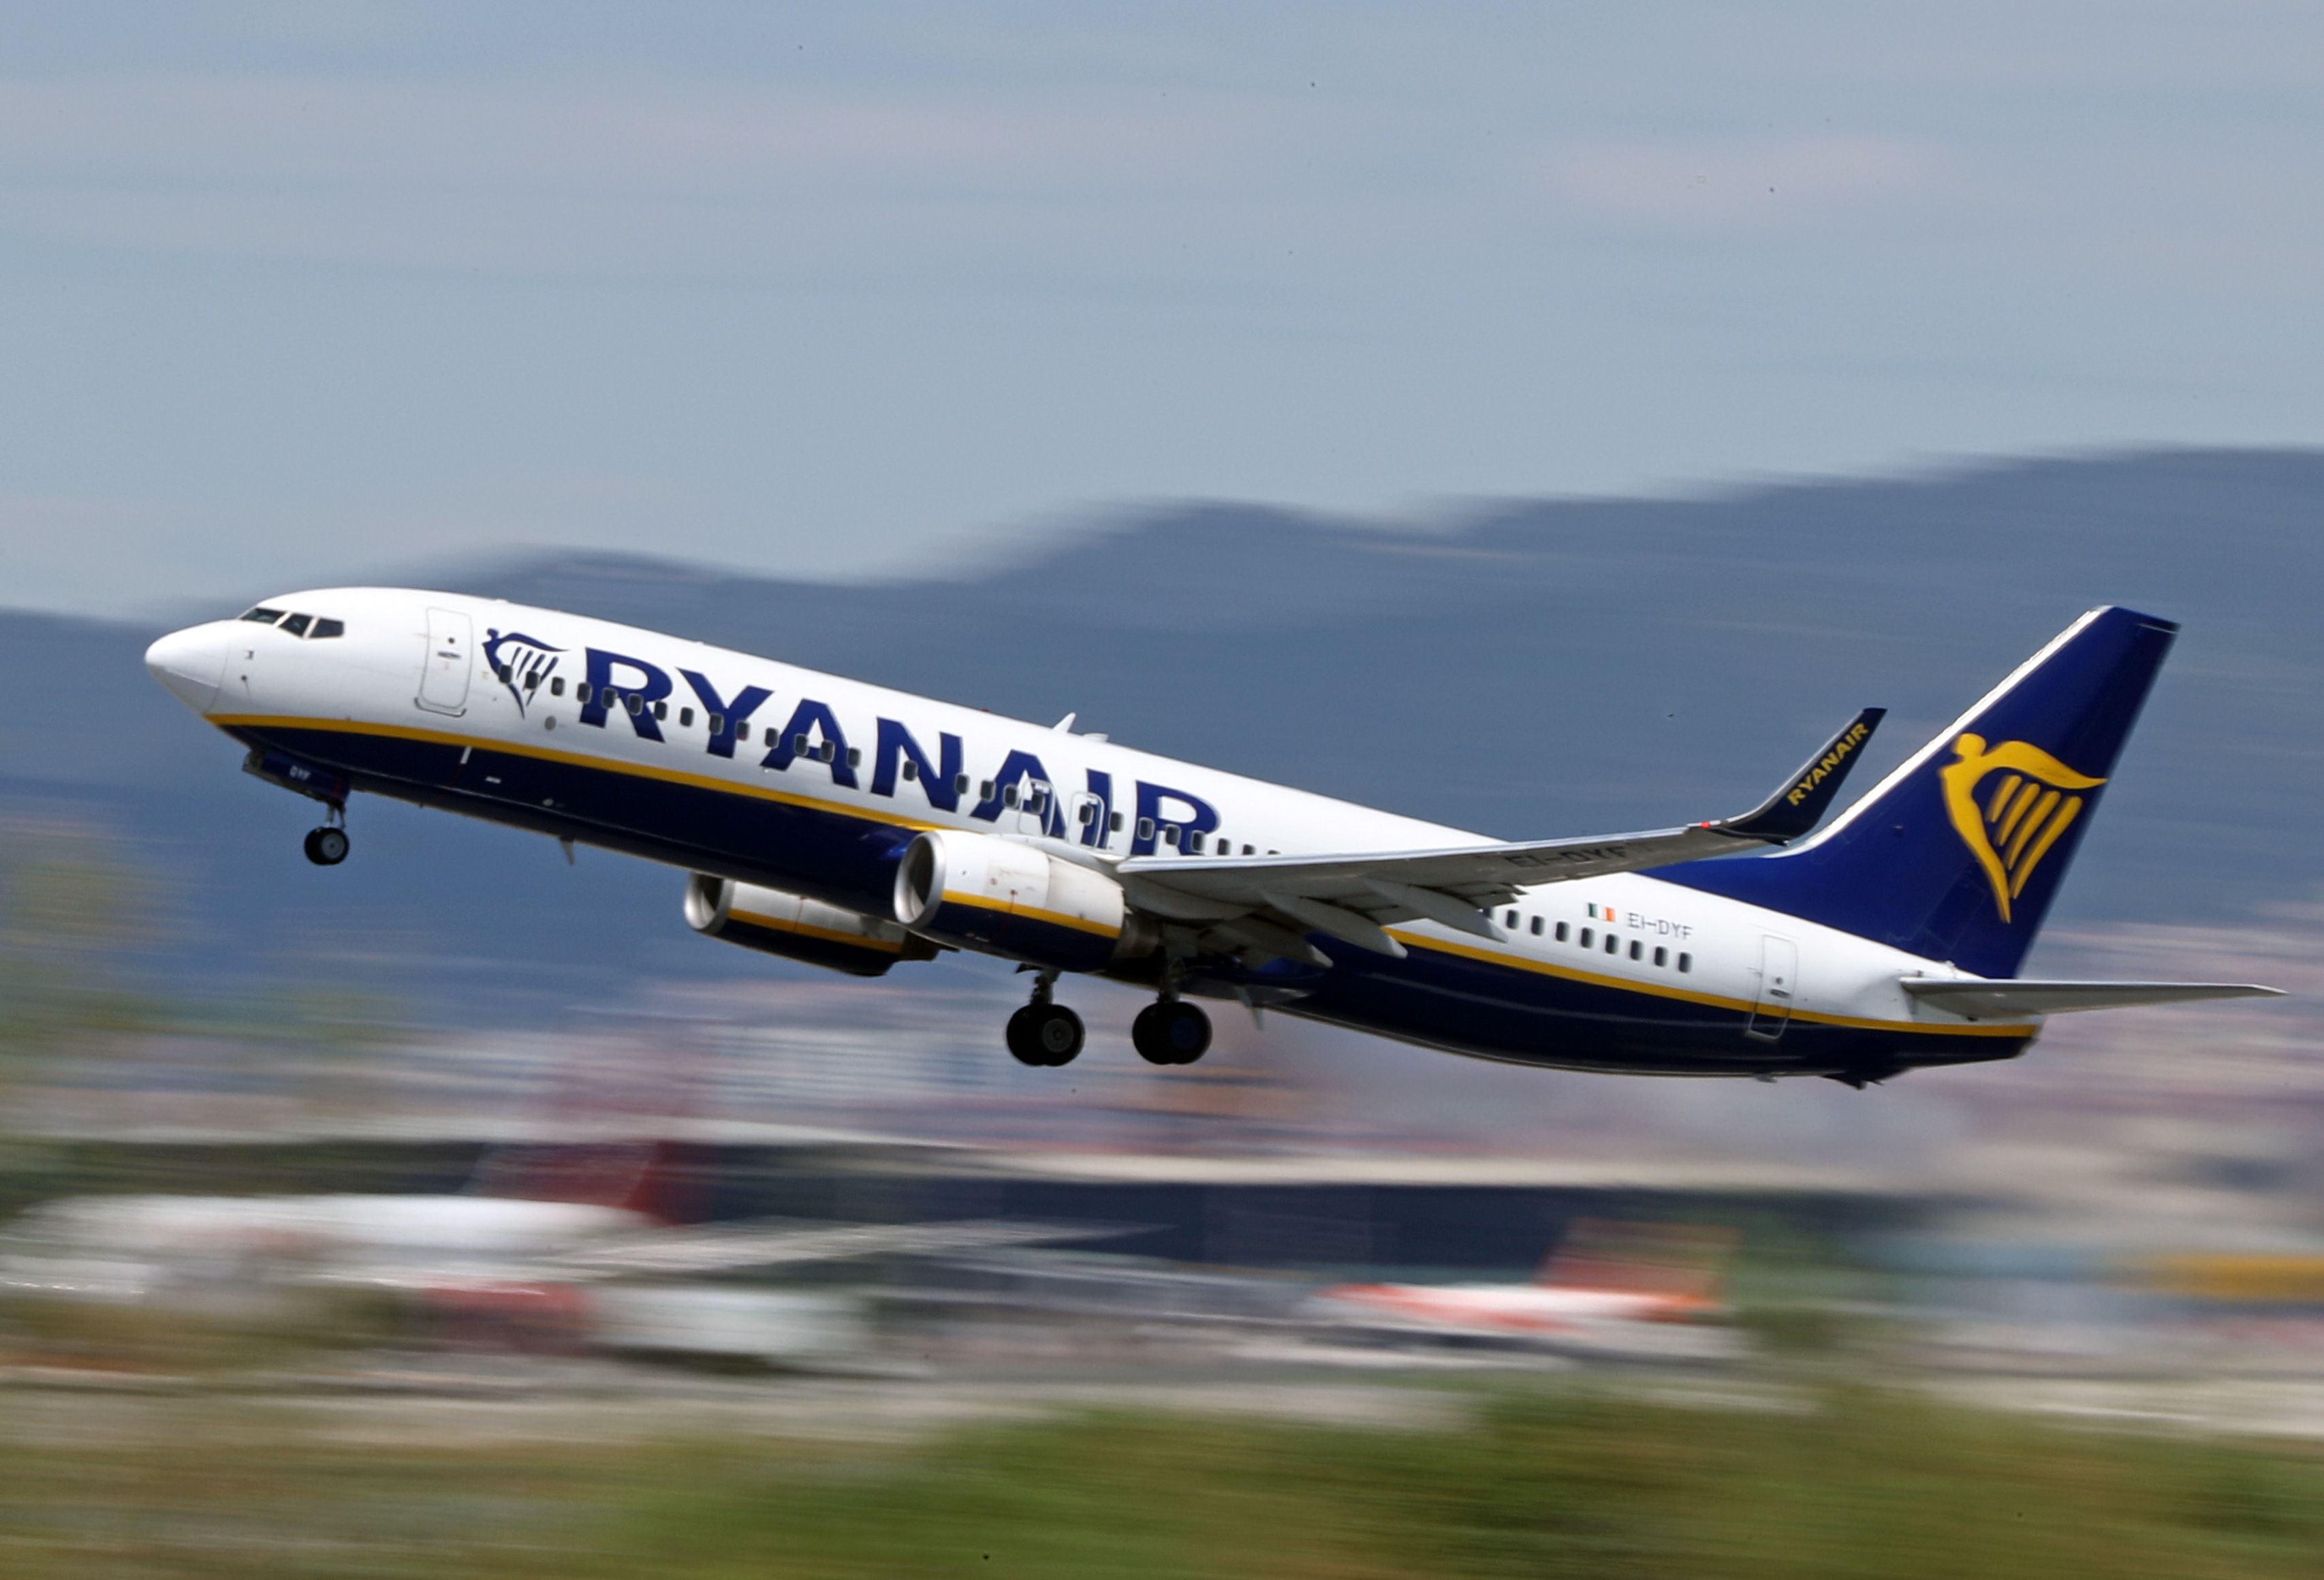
left=1, top=1155, right=1110, bottom=1363
left=1311, top=1219, right=1737, bottom=1348
left=144, top=593, right=2280, bottom=1083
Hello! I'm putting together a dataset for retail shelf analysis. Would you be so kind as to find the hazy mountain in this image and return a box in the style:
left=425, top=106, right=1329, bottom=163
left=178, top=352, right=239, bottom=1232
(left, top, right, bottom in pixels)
left=7, top=448, right=2319, bottom=1018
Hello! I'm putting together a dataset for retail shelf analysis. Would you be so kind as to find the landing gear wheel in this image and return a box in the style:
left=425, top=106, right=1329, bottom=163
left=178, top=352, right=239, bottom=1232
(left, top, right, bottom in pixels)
left=1133, top=1001, right=1211, bottom=1066
left=1007, top=1004, right=1084, bottom=1067
left=303, top=826, right=349, bottom=867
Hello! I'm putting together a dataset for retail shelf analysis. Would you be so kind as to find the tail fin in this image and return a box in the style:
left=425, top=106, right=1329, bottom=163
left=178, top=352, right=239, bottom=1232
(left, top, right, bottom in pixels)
left=1661, top=606, right=2177, bottom=978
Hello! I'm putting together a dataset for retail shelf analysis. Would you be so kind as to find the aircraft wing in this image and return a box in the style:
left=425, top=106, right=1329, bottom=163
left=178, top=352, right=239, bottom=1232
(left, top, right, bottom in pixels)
left=1116, top=709, right=1883, bottom=960
left=1901, top=978, right=2284, bottom=1019
left=542, top=1218, right=1130, bottom=1280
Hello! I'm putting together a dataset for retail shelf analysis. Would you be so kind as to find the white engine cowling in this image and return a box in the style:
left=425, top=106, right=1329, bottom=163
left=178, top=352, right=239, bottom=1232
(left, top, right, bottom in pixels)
left=892, top=829, right=1155, bottom=972
left=686, top=874, right=937, bottom=978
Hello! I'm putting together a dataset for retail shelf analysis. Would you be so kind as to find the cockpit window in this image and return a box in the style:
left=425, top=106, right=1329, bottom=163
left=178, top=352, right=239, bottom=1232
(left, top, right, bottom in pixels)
left=279, top=613, right=312, bottom=637
left=240, top=606, right=286, bottom=624
left=310, top=618, right=344, bottom=639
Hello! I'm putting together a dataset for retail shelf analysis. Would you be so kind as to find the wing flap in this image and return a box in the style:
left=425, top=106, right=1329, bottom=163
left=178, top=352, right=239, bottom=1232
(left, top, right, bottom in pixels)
left=1901, top=978, right=2284, bottom=1019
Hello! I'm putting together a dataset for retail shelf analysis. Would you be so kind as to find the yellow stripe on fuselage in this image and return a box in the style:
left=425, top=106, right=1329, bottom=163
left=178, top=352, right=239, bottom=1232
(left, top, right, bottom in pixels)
left=217, top=715, right=2028, bottom=1038
left=213, top=713, right=944, bottom=833
left=1389, top=930, right=2033, bottom=1039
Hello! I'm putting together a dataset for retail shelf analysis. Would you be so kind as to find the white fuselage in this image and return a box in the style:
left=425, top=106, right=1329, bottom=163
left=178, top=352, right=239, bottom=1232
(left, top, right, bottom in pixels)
left=142, top=587, right=2029, bottom=1078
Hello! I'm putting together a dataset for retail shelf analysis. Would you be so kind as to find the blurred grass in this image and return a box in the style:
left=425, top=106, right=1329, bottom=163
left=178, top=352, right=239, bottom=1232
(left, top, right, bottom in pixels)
left=5, top=1384, right=2324, bottom=1577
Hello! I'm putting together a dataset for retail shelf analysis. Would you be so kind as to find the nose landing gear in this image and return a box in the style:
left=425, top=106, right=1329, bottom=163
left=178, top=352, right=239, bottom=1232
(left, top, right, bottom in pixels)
left=1132, top=998, right=1211, bottom=1066
left=1005, top=972, right=1085, bottom=1067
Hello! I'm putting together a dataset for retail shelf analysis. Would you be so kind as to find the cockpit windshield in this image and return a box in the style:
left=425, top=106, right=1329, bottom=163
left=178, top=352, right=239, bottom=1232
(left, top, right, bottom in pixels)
left=236, top=606, right=344, bottom=638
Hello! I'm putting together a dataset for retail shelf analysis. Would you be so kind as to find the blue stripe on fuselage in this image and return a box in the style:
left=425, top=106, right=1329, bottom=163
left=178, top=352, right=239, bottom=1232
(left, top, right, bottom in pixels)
left=227, top=719, right=2026, bottom=1079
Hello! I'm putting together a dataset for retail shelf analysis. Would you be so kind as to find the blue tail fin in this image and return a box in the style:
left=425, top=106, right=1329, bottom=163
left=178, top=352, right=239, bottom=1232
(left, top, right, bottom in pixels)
left=1659, top=607, right=2178, bottom=978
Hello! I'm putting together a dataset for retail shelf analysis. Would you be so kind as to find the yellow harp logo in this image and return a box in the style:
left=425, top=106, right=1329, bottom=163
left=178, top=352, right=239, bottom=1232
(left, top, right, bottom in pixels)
left=1939, top=733, right=2105, bottom=923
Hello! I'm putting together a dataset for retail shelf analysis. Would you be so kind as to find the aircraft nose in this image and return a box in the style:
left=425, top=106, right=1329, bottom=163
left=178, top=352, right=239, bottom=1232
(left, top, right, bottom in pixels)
left=144, top=622, right=230, bottom=715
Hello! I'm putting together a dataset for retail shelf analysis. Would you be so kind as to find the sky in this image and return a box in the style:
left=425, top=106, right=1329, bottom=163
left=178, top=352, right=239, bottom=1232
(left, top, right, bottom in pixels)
left=5, top=2, right=2324, bottom=617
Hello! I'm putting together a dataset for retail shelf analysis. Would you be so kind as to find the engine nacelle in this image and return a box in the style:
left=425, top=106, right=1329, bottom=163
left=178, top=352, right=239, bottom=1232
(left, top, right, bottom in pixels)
left=893, top=829, right=1155, bottom=972
left=685, top=875, right=937, bottom=978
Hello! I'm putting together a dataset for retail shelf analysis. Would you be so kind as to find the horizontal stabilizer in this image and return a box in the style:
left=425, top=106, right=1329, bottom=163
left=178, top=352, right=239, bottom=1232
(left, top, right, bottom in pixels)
left=1902, top=978, right=2284, bottom=1020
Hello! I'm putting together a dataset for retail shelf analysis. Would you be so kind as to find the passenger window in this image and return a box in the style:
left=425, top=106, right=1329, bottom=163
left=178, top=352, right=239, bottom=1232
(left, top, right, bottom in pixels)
left=902, top=760, right=918, bottom=782
left=680, top=707, right=694, bottom=728
left=1077, top=801, right=1095, bottom=824
left=1580, top=928, right=1594, bottom=948
left=239, top=606, right=286, bottom=623
left=847, top=747, right=862, bottom=769
left=1163, top=825, right=1180, bottom=846
left=1187, top=831, right=1204, bottom=853
left=1605, top=935, right=1618, bottom=955
left=708, top=713, right=723, bottom=734
left=552, top=677, right=566, bottom=697
left=1530, top=916, right=1544, bottom=936
left=1137, top=817, right=1156, bottom=841
left=793, top=733, right=810, bottom=755
left=576, top=683, right=593, bottom=704
left=1243, top=844, right=1255, bottom=855
left=1678, top=952, right=1693, bottom=973
left=958, top=773, right=973, bottom=796
left=654, top=700, right=668, bottom=721
left=279, top=613, right=312, bottom=637
left=1003, top=785, right=1020, bottom=808
left=818, top=741, right=835, bottom=762
left=1555, top=921, right=1569, bottom=942
left=1110, top=811, right=1125, bottom=833
left=979, top=779, right=994, bottom=800
left=1504, top=910, right=1519, bottom=928
left=1629, top=940, right=1642, bottom=961
left=626, top=694, right=644, bottom=716
left=310, top=618, right=344, bottom=639
left=496, top=664, right=513, bottom=683
left=1654, top=946, right=1667, bottom=967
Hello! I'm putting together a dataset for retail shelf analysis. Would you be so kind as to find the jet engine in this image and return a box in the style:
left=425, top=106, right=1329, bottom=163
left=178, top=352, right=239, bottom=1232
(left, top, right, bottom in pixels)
left=893, top=829, right=1156, bottom=972
left=685, top=874, right=937, bottom=978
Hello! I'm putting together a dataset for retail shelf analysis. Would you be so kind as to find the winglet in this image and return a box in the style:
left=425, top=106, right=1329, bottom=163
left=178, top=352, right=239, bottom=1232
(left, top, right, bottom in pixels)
left=1715, top=707, right=1886, bottom=843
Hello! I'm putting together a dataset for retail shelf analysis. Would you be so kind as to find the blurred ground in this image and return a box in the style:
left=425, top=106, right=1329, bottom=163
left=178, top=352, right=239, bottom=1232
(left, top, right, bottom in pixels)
left=6, top=454, right=2322, bottom=1570
left=5, top=1376, right=2324, bottom=1577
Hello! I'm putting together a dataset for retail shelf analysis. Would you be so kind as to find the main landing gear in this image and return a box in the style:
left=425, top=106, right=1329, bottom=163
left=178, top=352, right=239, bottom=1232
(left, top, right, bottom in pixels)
left=1132, top=998, right=1211, bottom=1066
left=1006, top=972, right=1086, bottom=1067
left=1001, top=973, right=1211, bottom=1069
left=302, top=806, right=350, bottom=867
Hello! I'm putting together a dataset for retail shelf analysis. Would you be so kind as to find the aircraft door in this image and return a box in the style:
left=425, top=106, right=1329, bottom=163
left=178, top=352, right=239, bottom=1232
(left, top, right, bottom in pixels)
left=1015, top=778, right=1056, bottom=839
left=416, top=607, right=474, bottom=717
left=1746, top=935, right=1798, bottom=1041
left=1069, top=791, right=1106, bottom=848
